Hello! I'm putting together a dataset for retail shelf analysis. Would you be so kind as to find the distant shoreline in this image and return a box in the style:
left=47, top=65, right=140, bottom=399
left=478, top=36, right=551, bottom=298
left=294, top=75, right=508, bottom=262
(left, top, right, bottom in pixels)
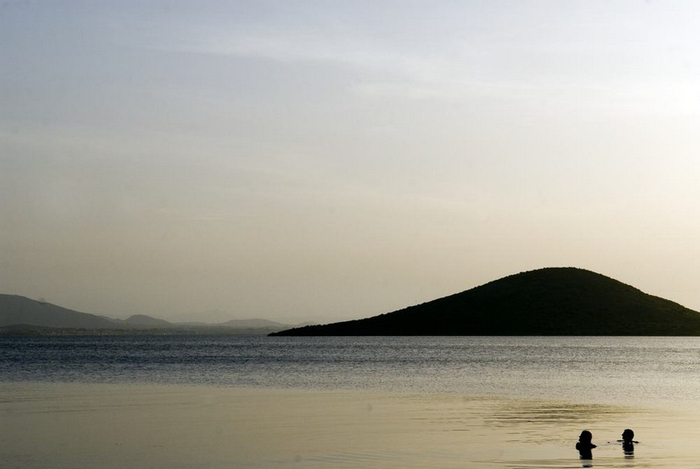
left=0, top=324, right=281, bottom=337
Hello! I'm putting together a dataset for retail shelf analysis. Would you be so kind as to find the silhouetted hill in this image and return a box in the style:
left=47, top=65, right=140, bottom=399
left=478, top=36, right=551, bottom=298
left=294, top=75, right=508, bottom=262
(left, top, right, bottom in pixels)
left=119, top=314, right=173, bottom=327
left=0, top=294, right=116, bottom=329
left=271, top=268, right=700, bottom=336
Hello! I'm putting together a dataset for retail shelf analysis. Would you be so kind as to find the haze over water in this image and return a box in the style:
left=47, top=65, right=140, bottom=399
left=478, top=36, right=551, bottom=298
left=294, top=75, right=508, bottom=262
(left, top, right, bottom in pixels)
left=3, top=1, right=700, bottom=325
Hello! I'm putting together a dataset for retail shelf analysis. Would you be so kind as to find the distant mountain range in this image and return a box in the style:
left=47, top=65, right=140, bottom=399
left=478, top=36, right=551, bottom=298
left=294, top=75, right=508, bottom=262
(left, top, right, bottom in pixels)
left=112, top=314, right=174, bottom=328
left=271, top=267, right=700, bottom=336
left=0, top=294, right=306, bottom=335
left=0, top=295, right=116, bottom=330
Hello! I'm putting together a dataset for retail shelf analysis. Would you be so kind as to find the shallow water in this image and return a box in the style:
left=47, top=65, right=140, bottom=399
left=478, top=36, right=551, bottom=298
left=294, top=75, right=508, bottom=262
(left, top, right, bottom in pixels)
left=1, top=382, right=695, bottom=469
left=3, top=336, right=700, bottom=468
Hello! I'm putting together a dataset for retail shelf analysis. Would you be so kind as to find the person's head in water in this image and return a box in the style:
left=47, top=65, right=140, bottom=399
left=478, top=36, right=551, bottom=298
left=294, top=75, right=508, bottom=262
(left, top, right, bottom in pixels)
left=620, top=428, right=636, bottom=457
left=622, top=429, right=634, bottom=443
left=578, top=430, right=593, bottom=445
left=576, top=430, right=596, bottom=460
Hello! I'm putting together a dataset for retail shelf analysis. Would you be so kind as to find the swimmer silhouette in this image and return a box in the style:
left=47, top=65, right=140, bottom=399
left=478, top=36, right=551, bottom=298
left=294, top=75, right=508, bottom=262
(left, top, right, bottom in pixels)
left=617, top=428, right=638, bottom=456
left=576, top=430, right=596, bottom=460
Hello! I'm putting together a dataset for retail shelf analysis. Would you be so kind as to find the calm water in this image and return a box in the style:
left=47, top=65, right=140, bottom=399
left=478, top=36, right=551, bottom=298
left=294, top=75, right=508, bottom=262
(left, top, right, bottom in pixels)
left=5, top=336, right=700, bottom=468
left=4, top=335, right=700, bottom=405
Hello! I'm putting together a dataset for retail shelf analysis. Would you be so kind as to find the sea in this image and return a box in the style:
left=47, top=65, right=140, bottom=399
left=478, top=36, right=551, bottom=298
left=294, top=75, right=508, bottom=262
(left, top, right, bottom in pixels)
left=3, top=336, right=700, bottom=468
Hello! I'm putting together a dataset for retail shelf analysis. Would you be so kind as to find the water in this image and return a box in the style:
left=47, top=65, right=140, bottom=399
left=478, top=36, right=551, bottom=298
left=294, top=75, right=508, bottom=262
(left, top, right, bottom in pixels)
left=5, top=336, right=700, bottom=468
left=4, top=335, right=700, bottom=405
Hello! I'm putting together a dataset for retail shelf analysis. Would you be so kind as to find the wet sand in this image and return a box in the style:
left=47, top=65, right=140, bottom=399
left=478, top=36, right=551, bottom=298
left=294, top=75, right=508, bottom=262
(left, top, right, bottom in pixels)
left=1, top=382, right=698, bottom=468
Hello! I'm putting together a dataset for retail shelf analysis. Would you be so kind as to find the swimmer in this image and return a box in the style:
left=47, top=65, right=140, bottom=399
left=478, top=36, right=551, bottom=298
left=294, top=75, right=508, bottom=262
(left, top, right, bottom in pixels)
left=619, top=428, right=638, bottom=444
left=617, top=428, right=638, bottom=455
left=576, top=430, right=596, bottom=459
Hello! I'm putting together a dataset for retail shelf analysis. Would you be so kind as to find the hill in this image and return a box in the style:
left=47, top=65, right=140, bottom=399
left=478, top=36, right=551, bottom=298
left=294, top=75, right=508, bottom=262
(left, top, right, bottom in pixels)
left=0, top=294, right=117, bottom=329
left=119, top=314, right=174, bottom=327
left=270, top=268, right=700, bottom=336
left=0, top=294, right=294, bottom=335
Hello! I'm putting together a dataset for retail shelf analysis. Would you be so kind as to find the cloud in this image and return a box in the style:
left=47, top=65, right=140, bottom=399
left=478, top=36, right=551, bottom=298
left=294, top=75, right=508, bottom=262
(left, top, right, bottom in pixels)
left=161, top=22, right=700, bottom=114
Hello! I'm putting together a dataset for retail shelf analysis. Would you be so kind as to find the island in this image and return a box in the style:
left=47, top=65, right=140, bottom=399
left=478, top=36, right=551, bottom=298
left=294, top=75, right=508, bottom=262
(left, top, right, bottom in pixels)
left=270, top=267, right=700, bottom=336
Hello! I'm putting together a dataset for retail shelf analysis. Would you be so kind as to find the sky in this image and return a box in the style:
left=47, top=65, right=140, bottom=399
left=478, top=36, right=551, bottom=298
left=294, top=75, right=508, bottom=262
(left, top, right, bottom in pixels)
left=2, top=1, right=700, bottom=324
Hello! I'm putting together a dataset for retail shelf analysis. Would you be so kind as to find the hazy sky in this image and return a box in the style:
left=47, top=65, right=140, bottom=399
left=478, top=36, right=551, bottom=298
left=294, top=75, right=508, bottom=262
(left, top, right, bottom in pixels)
left=2, top=1, right=700, bottom=323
